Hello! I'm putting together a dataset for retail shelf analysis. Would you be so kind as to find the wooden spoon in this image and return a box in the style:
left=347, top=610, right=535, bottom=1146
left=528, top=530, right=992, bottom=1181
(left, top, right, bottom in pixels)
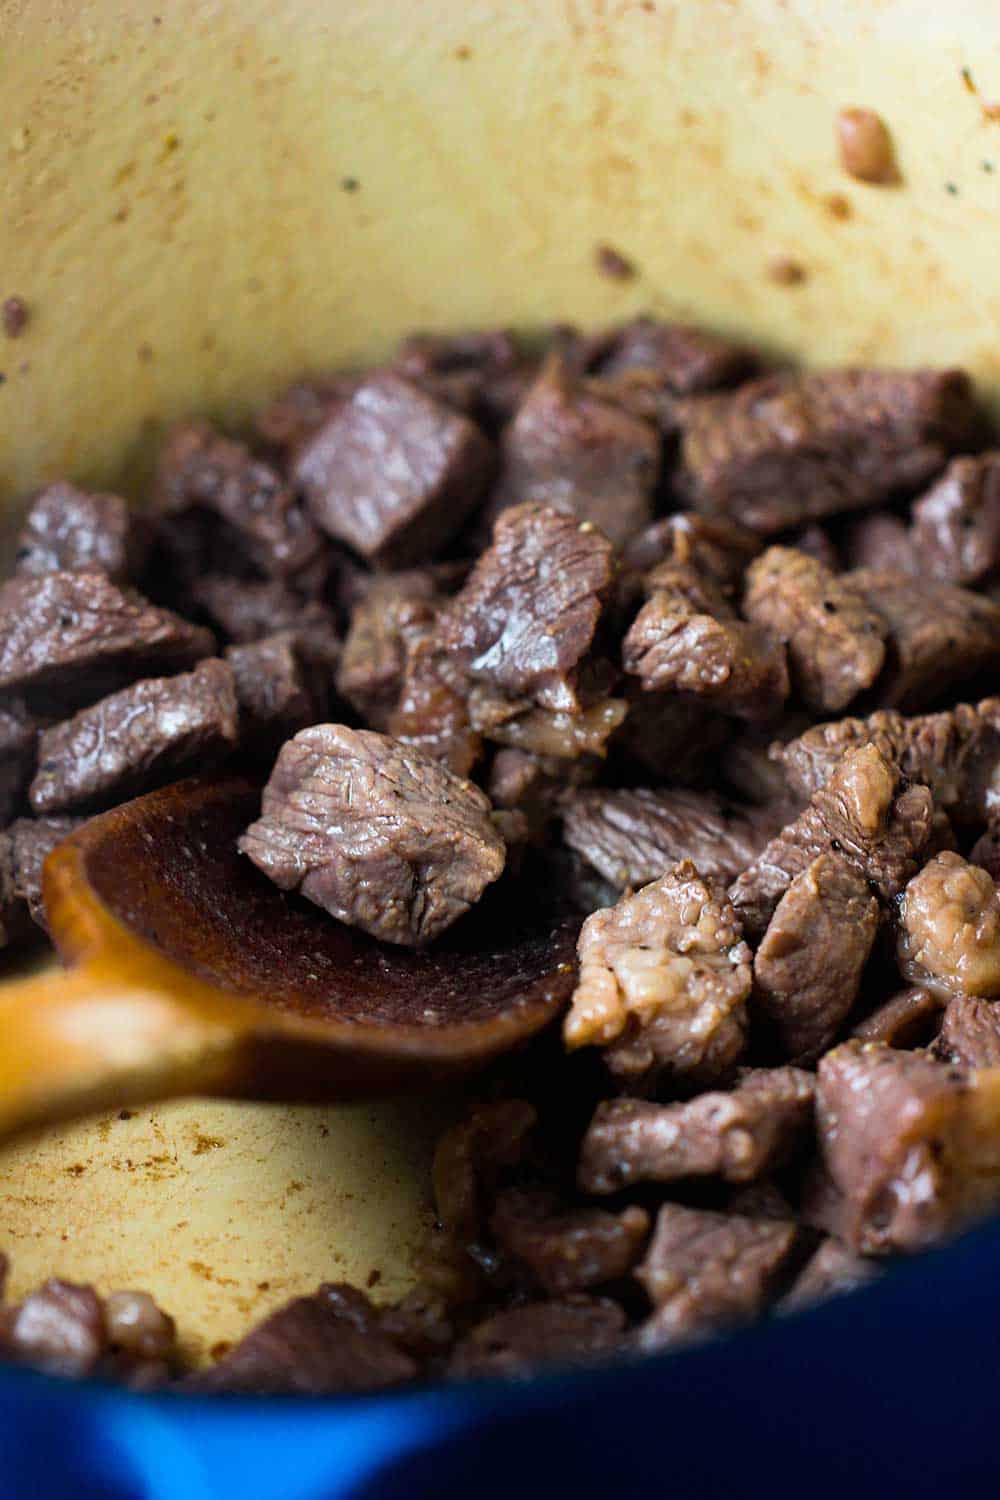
left=0, top=777, right=579, bottom=1139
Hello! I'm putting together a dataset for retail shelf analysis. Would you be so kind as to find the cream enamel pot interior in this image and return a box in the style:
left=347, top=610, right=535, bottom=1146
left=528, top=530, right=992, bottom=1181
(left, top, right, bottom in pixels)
left=3, top=0, right=1000, bottom=1364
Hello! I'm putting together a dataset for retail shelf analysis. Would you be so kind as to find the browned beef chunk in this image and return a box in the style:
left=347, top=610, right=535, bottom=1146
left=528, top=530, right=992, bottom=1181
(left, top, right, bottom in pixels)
left=336, top=573, right=439, bottom=729
left=635, top=1204, right=801, bottom=1350
left=189, top=574, right=341, bottom=669
left=492, top=359, right=660, bottom=547
left=3, top=1280, right=105, bottom=1378
left=776, top=698, right=1000, bottom=825
left=816, top=1040, right=1000, bottom=1253
left=933, top=996, right=1000, bottom=1068
left=678, top=368, right=975, bottom=534
left=782, top=1238, right=880, bottom=1310
left=477, top=697, right=626, bottom=763
left=621, top=513, right=761, bottom=597
left=790, top=524, right=840, bottom=573
left=624, top=562, right=788, bottom=720
left=911, top=454, right=1000, bottom=586
left=0, top=572, right=215, bottom=711
left=725, top=1180, right=797, bottom=1221
left=226, top=633, right=324, bottom=755
left=897, top=852, right=1000, bottom=998
left=186, top=1291, right=419, bottom=1395
left=842, top=511, right=919, bottom=574
left=562, top=787, right=775, bottom=891
left=564, top=862, right=751, bottom=1093
left=742, top=547, right=886, bottom=713
left=101, top=1289, right=178, bottom=1390
left=0, top=698, right=37, bottom=824
left=447, top=1296, right=626, bottom=1380
left=595, top=318, right=751, bottom=395
left=852, top=987, right=945, bottom=1048
left=970, top=818, right=1000, bottom=879
left=753, top=852, right=880, bottom=1062
left=488, top=748, right=592, bottom=846
left=154, top=422, right=324, bottom=580
left=844, top=568, right=1000, bottom=710
left=30, top=659, right=239, bottom=816
left=9, top=816, right=85, bottom=930
left=579, top=1067, right=814, bottom=1193
left=432, top=1100, right=537, bottom=1241
left=255, top=373, right=360, bottom=454
left=374, top=1287, right=455, bottom=1361
left=240, top=725, right=505, bottom=946
left=388, top=632, right=482, bottom=777
left=15, top=482, right=149, bottom=583
left=392, top=328, right=526, bottom=428
left=293, top=373, right=495, bottom=567
left=489, top=1188, right=650, bottom=1294
left=729, top=744, right=932, bottom=938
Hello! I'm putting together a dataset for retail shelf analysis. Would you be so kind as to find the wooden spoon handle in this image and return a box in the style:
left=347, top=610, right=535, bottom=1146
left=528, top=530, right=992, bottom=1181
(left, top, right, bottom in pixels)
left=0, top=964, right=245, bottom=1139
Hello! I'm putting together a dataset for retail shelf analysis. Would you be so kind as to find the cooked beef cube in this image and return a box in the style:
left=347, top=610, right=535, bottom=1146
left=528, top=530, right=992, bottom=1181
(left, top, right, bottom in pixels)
left=843, top=568, right=1000, bottom=710
left=934, top=996, right=1000, bottom=1068
left=622, top=513, right=761, bottom=595
left=101, top=1289, right=178, bottom=1388
left=477, top=697, right=627, bottom=762
left=447, top=1297, right=625, bottom=1380
left=595, top=317, right=751, bottom=395
left=562, top=787, right=775, bottom=890
left=190, top=574, right=341, bottom=667
left=154, top=421, right=324, bottom=580
left=790, top=524, right=840, bottom=573
left=852, top=987, right=946, bottom=1048
left=240, top=725, right=505, bottom=946
left=635, top=1204, right=801, bottom=1351
left=4, top=1280, right=105, bottom=1379
left=753, top=852, right=880, bottom=1062
left=725, top=1180, right=798, bottom=1221
left=375, top=1287, right=455, bottom=1361
left=624, top=561, right=789, bottom=720
left=970, top=818, right=1000, bottom=879
left=336, top=573, right=439, bottom=729
left=742, top=547, right=886, bottom=713
left=730, top=743, right=932, bottom=938
left=782, top=1238, right=880, bottom=1310
left=0, top=571, right=215, bottom=711
left=293, top=373, right=495, bottom=567
left=579, top=1067, right=814, bottom=1193
left=388, top=633, right=482, bottom=777
left=393, top=329, right=524, bottom=426
left=186, top=1291, right=418, bottom=1395
left=678, top=368, right=975, bottom=534
left=911, top=454, right=1000, bottom=586
left=0, top=698, right=37, bottom=824
left=225, top=633, right=323, bottom=754
left=489, top=1188, right=650, bottom=1294
left=432, top=1100, right=537, bottom=1241
left=842, top=511, right=918, bottom=574
left=15, top=482, right=149, bottom=584
left=487, top=748, right=589, bottom=844
left=564, top=861, right=751, bottom=1092
left=492, top=359, right=660, bottom=548
left=0, top=829, right=31, bottom=947
left=897, top=851, right=1000, bottom=998
left=30, top=659, right=239, bottom=816
left=9, top=816, right=85, bottom=930
left=816, top=1040, right=1000, bottom=1253
left=776, top=698, right=1000, bottom=825
left=255, top=373, right=360, bottom=454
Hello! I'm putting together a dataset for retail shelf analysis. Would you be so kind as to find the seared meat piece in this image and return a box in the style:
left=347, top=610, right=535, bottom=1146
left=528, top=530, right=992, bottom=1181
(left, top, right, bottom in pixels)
left=934, top=996, right=1000, bottom=1068
left=492, top=359, right=660, bottom=547
left=897, top=851, right=1000, bottom=998
left=186, top=1291, right=419, bottom=1395
left=0, top=832, right=26, bottom=947
left=595, top=317, right=751, bottom=395
left=753, top=852, right=880, bottom=1062
left=432, top=1099, right=537, bottom=1242
left=9, top=816, right=85, bottom=930
left=635, top=1204, right=801, bottom=1350
left=293, top=373, right=494, bottom=567
left=0, top=571, right=214, bottom=711
left=226, top=633, right=325, bottom=755
left=255, top=373, right=360, bottom=454
left=30, top=659, right=239, bottom=816
left=790, top=524, right=840, bottom=573
left=782, top=1238, right=880, bottom=1310
left=775, top=698, right=1000, bottom=825
left=240, top=725, right=505, bottom=946
left=579, top=1068, right=814, bottom=1193
left=448, top=1297, right=626, bottom=1380
left=393, top=327, right=525, bottom=427
left=970, top=818, right=1000, bottom=879
left=388, top=632, right=482, bottom=777
left=622, top=513, right=761, bottom=598
left=3, top=1281, right=105, bottom=1379
left=678, top=368, right=975, bottom=533
left=564, top=861, right=751, bottom=1092
left=843, top=511, right=919, bottom=574
left=624, top=561, right=788, bottom=720
left=816, top=1040, right=1000, bottom=1253
left=0, top=698, right=38, bottom=824
left=190, top=575, right=341, bottom=680
left=562, top=786, right=776, bottom=890
left=742, top=546, right=886, bottom=713
left=336, top=572, right=439, bottom=729
left=852, top=987, right=946, bottom=1048
left=489, top=1188, right=650, bottom=1294
left=911, top=454, right=1000, bottom=586
left=844, top=568, right=1000, bottom=710
left=154, top=421, right=324, bottom=580
left=729, top=743, right=932, bottom=938
left=15, top=482, right=149, bottom=583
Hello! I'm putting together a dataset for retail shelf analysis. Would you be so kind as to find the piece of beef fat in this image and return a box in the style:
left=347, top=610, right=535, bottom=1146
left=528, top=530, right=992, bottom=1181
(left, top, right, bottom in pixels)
left=896, top=852, right=1000, bottom=998
left=852, top=987, right=946, bottom=1049
left=15, top=482, right=149, bottom=584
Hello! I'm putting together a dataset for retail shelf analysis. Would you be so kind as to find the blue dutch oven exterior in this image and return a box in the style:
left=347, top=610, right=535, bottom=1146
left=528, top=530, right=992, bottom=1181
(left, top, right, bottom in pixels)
left=2, top=1214, right=999, bottom=1500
